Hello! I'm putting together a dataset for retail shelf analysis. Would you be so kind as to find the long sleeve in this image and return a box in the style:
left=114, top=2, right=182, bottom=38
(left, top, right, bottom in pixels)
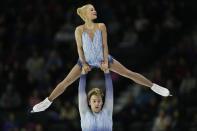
left=103, top=73, right=113, bottom=116
left=78, top=74, right=88, bottom=117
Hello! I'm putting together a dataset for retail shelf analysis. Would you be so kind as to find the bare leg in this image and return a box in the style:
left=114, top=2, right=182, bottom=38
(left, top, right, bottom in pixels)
left=48, top=64, right=81, bottom=101
left=109, top=59, right=153, bottom=87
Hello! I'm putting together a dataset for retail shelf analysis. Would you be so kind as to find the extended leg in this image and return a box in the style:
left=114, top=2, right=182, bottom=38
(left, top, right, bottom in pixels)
left=109, top=59, right=153, bottom=87
left=48, top=64, right=81, bottom=101
left=109, top=59, right=170, bottom=96
left=31, top=64, right=81, bottom=113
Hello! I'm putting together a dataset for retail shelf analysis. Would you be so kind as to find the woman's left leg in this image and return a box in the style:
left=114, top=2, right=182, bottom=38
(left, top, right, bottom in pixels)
left=109, top=59, right=153, bottom=88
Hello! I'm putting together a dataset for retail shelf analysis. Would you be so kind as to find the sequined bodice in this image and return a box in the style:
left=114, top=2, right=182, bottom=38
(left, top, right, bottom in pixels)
left=82, top=29, right=104, bottom=68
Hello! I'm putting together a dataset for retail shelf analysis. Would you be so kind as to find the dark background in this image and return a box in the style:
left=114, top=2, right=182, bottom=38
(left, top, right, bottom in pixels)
left=0, top=0, right=197, bottom=131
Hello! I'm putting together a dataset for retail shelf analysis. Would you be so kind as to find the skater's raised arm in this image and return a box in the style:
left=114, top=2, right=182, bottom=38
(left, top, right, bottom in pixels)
left=103, top=72, right=113, bottom=116
left=78, top=73, right=89, bottom=117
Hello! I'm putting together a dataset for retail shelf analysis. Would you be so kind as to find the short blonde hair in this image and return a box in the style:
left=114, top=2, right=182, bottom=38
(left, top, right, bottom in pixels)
left=88, top=88, right=104, bottom=101
left=77, top=4, right=92, bottom=22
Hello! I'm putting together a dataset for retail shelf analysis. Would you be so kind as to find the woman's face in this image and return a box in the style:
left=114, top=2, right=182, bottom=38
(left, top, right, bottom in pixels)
left=89, top=95, right=103, bottom=113
left=85, top=5, right=97, bottom=21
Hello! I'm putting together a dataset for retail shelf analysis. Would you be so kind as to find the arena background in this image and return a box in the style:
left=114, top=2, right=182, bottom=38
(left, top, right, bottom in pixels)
left=0, top=0, right=197, bottom=130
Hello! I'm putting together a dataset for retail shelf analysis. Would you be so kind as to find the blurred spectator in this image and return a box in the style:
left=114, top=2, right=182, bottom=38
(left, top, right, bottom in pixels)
left=25, top=122, right=36, bottom=131
left=107, top=16, right=121, bottom=36
left=55, top=21, right=75, bottom=42
left=25, top=75, right=39, bottom=93
left=35, top=124, right=43, bottom=131
left=174, top=57, right=189, bottom=82
left=119, top=27, right=138, bottom=48
left=182, top=36, right=197, bottom=63
left=152, top=68, right=166, bottom=86
left=59, top=101, right=78, bottom=129
left=169, top=96, right=181, bottom=113
left=0, top=85, right=21, bottom=109
left=135, top=87, right=155, bottom=108
left=163, top=12, right=181, bottom=30
left=47, top=99, right=62, bottom=121
left=6, top=71, right=16, bottom=87
left=162, top=58, right=176, bottom=80
left=118, top=96, right=140, bottom=130
left=179, top=71, right=196, bottom=95
left=121, top=96, right=140, bottom=123
left=3, top=113, right=19, bottom=131
left=152, top=108, right=171, bottom=131
left=144, top=96, right=158, bottom=120
left=46, top=50, right=62, bottom=70
left=38, top=72, right=52, bottom=92
left=47, top=64, right=61, bottom=87
left=159, top=97, right=171, bottom=111
left=165, top=79, right=176, bottom=95
left=5, top=50, right=17, bottom=68
left=170, top=110, right=181, bottom=131
left=26, top=51, right=44, bottom=81
left=134, top=12, right=149, bottom=32
left=139, top=96, right=159, bottom=122
left=59, top=101, right=78, bottom=121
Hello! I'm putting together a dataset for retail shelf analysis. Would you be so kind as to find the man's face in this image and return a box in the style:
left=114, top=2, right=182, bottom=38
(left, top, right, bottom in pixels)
left=89, top=95, right=103, bottom=113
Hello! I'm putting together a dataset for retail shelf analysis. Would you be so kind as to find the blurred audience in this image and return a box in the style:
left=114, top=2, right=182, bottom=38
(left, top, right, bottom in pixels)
left=0, top=0, right=195, bottom=130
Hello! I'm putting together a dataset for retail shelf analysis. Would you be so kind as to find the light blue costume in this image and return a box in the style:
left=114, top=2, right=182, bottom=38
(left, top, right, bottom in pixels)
left=77, top=29, right=113, bottom=68
left=78, top=73, right=113, bottom=131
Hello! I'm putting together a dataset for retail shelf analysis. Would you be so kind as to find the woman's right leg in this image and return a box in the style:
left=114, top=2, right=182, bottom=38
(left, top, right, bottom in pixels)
left=31, top=64, right=81, bottom=113
left=48, top=64, right=81, bottom=101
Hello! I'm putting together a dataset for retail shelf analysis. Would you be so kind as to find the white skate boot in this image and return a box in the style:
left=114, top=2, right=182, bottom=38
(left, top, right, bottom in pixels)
left=31, top=97, right=52, bottom=113
left=151, top=83, right=172, bottom=97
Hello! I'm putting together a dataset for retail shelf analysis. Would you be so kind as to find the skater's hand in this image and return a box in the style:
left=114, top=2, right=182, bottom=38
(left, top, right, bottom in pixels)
left=100, top=61, right=109, bottom=73
left=82, top=63, right=91, bottom=74
left=81, top=68, right=87, bottom=74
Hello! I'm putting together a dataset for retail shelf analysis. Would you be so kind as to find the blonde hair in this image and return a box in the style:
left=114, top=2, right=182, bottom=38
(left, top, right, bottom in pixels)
left=88, top=88, right=104, bottom=101
left=77, top=4, right=92, bottom=22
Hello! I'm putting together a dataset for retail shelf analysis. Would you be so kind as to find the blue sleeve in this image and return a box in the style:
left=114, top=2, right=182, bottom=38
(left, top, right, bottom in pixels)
left=103, top=73, right=113, bottom=116
left=78, top=74, right=88, bottom=116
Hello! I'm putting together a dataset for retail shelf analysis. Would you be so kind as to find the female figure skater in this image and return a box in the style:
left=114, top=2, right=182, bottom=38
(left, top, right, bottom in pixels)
left=79, top=69, right=113, bottom=131
left=31, top=4, right=170, bottom=113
